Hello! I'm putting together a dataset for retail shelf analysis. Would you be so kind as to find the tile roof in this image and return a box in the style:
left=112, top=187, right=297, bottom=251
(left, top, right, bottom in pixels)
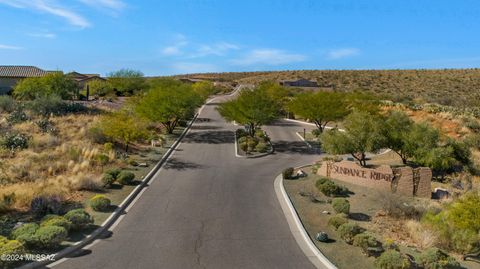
left=0, top=66, right=50, bottom=78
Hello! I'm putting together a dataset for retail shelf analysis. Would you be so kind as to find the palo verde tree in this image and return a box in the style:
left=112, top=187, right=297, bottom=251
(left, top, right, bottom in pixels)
left=217, top=88, right=280, bottom=136
left=192, top=80, right=218, bottom=100
left=288, top=91, right=349, bottom=132
left=382, top=110, right=415, bottom=164
left=98, top=108, right=150, bottom=153
left=107, top=69, right=146, bottom=96
left=13, top=72, right=77, bottom=100
left=136, top=80, right=202, bottom=134
left=320, top=110, right=385, bottom=166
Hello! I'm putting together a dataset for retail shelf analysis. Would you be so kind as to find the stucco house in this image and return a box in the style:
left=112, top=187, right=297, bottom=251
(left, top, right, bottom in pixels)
left=0, top=65, right=51, bottom=94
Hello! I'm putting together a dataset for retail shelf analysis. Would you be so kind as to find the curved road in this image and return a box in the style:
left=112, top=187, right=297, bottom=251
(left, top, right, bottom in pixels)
left=52, top=94, right=320, bottom=269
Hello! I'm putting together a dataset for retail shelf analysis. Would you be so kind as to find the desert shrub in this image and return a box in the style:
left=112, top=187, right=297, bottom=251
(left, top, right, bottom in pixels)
left=105, top=168, right=121, bottom=179
left=463, top=117, right=480, bottom=132
left=317, top=180, right=347, bottom=197
left=0, top=132, right=29, bottom=152
left=28, top=95, right=87, bottom=116
left=332, top=198, right=350, bottom=214
left=64, top=209, right=93, bottom=230
left=12, top=223, right=39, bottom=248
left=312, top=129, right=322, bottom=137
left=255, top=142, right=268, bottom=153
left=466, top=133, right=480, bottom=150
left=328, top=214, right=348, bottom=230
left=381, top=194, right=423, bottom=220
left=90, top=195, right=111, bottom=212
left=72, top=174, right=103, bottom=191
left=236, top=129, right=248, bottom=138
left=374, top=250, right=411, bottom=269
left=30, top=196, right=62, bottom=217
left=6, top=108, right=29, bottom=124
left=422, top=192, right=480, bottom=253
left=35, top=225, right=67, bottom=249
left=338, top=223, right=363, bottom=244
left=35, top=118, right=57, bottom=134
left=255, top=129, right=266, bottom=138
left=239, top=142, right=248, bottom=152
left=87, top=126, right=108, bottom=144
left=282, top=167, right=294, bottom=179
left=0, top=95, right=16, bottom=113
left=117, top=171, right=135, bottom=185
left=40, top=215, right=72, bottom=231
left=238, top=136, right=248, bottom=144
left=127, top=158, right=139, bottom=166
left=0, top=193, right=15, bottom=213
left=0, top=237, right=25, bottom=266
left=416, top=248, right=460, bottom=269
left=247, top=139, right=258, bottom=151
left=353, top=233, right=383, bottom=256
left=315, top=177, right=330, bottom=188
left=104, top=142, right=114, bottom=152
left=94, top=154, right=110, bottom=166
left=102, top=173, right=115, bottom=188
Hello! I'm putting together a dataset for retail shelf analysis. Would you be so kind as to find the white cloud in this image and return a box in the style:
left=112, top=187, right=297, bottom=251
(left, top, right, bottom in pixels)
left=28, top=32, right=56, bottom=38
left=0, top=44, right=23, bottom=50
left=231, top=49, right=306, bottom=66
left=78, top=0, right=126, bottom=11
left=326, top=48, right=359, bottom=59
left=161, top=34, right=188, bottom=56
left=171, top=62, right=219, bottom=74
left=193, top=42, right=239, bottom=57
left=0, top=0, right=91, bottom=28
left=161, top=46, right=182, bottom=56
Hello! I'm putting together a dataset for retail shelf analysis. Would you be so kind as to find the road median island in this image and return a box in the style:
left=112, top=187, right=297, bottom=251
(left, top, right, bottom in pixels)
left=234, top=128, right=274, bottom=158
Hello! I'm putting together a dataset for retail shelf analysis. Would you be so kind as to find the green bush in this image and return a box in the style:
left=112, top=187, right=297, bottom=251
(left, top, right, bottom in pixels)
left=105, top=168, right=121, bottom=179
left=64, top=209, right=93, bottom=230
left=255, top=142, right=268, bottom=153
left=247, top=139, right=258, bottom=151
left=0, top=236, right=25, bottom=266
left=236, top=129, right=248, bottom=138
left=11, top=223, right=39, bottom=248
left=35, top=118, right=57, bottom=134
left=0, top=95, right=16, bottom=113
left=315, top=177, right=330, bottom=188
left=28, top=95, right=87, bottom=116
left=104, top=142, right=114, bottom=152
left=374, top=250, right=411, bottom=269
left=328, top=214, right=348, bottom=230
left=312, top=129, right=322, bottom=137
left=0, top=132, right=29, bottom=152
left=422, top=192, right=480, bottom=253
left=239, top=142, right=248, bottom=152
left=102, top=173, right=115, bottom=188
left=332, top=198, right=350, bottom=214
left=87, top=126, right=108, bottom=144
left=337, top=223, right=363, bottom=244
left=35, top=225, right=67, bottom=249
left=40, top=215, right=72, bottom=231
left=117, top=171, right=135, bottom=185
left=90, top=195, right=111, bottom=212
left=353, top=233, right=383, bottom=256
left=255, top=129, right=266, bottom=138
left=30, top=195, right=62, bottom=217
left=238, top=136, right=248, bottom=144
left=416, top=248, right=460, bottom=269
left=282, top=167, right=294, bottom=179
left=317, top=180, right=346, bottom=197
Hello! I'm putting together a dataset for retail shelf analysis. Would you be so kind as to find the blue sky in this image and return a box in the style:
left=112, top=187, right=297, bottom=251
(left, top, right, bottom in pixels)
left=1, top=0, right=480, bottom=76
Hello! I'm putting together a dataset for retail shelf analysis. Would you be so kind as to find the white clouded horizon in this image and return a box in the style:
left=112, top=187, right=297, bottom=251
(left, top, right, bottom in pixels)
left=326, top=48, right=360, bottom=59
left=231, top=49, right=306, bottom=66
left=28, top=32, right=56, bottom=38
left=0, top=44, right=23, bottom=50
left=78, top=0, right=126, bottom=11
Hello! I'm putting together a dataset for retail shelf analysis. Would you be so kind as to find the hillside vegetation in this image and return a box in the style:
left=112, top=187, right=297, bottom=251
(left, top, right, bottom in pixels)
left=181, top=69, right=480, bottom=108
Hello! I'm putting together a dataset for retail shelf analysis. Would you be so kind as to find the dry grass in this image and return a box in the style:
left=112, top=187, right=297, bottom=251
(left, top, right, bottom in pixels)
left=0, top=113, right=121, bottom=210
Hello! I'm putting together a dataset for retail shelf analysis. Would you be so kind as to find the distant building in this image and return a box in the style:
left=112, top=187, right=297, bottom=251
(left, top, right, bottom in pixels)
left=67, top=72, right=105, bottom=89
left=0, top=65, right=52, bottom=94
left=279, top=78, right=318, bottom=88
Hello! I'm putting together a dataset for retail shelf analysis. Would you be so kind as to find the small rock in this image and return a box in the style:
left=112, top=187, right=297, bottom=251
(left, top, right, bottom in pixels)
left=138, top=163, right=148, bottom=167
left=322, top=211, right=330, bottom=215
left=13, top=222, right=24, bottom=229
left=296, top=169, right=307, bottom=177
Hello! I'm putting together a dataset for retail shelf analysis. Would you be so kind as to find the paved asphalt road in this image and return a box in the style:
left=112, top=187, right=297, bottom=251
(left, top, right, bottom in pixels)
left=52, top=94, right=321, bottom=269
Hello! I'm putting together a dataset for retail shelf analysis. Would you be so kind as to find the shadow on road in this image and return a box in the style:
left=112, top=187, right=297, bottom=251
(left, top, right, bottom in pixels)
left=183, top=130, right=234, bottom=144
left=164, top=158, right=204, bottom=170
left=272, top=141, right=318, bottom=155
left=190, top=125, right=221, bottom=130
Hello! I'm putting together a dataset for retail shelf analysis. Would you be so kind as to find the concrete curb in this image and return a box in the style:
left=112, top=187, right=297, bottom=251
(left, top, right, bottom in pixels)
left=19, top=112, right=201, bottom=269
left=296, top=132, right=313, bottom=149
left=233, top=132, right=274, bottom=159
left=274, top=173, right=337, bottom=269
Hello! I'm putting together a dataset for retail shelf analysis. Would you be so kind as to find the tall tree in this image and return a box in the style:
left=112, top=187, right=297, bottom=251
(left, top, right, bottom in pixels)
left=217, top=88, right=279, bottom=136
left=288, top=91, right=349, bottom=132
left=107, top=69, right=146, bottom=95
left=136, top=82, right=202, bottom=134
left=13, top=73, right=77, bottom=100
left=98, top=109, right=150, bottom=152
left=320, top=110, right=385, bottom=166
left=382, top=110, right=414, bottom=164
